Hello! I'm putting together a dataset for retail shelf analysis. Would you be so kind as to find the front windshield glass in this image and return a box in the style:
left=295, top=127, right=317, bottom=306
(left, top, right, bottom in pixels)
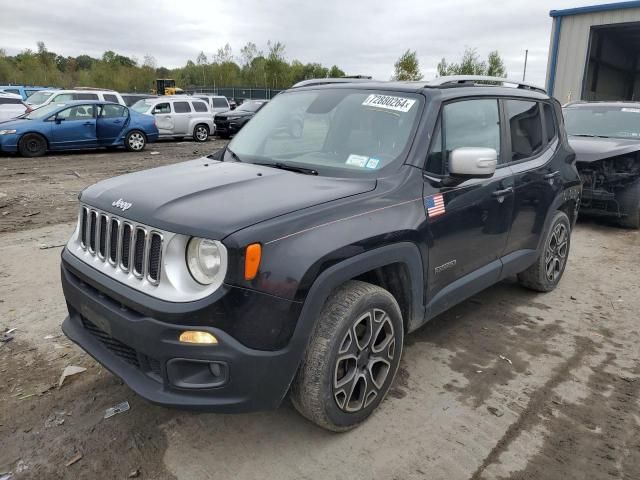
left=237, top=101, right=265, bottom=112
left=564, top=106, right=640, bottom=139
left=227, top=89, right=422, bottom=176
left=131, top=100, right=152, bottom=113
left=27, top=91, right=54, bottom=105
left=24, top=103, right=65, bottom=119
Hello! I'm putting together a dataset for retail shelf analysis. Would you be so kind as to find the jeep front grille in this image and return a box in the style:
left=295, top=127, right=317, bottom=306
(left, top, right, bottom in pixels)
left=79, top=206, right=163, bottom=285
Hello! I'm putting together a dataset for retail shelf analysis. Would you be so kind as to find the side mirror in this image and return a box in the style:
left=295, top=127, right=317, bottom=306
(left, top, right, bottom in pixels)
left=54, top=116, right=64, bottom=124
left=449, top=147, right=497, bottom=179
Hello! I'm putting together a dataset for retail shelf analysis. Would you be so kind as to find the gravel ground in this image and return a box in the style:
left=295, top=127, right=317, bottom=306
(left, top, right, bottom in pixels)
left=0, top=143, right=639, bottom=480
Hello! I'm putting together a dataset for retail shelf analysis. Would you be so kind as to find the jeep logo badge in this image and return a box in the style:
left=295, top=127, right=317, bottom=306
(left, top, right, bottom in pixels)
left=112, top=198, right=132, bottom=211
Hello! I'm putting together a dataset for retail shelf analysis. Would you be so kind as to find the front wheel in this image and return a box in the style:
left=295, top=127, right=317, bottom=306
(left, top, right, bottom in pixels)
left=193, top=124, right=209, bottom=142
left=125, top=130, right=146, bottom=152
left=291, top=280, right=404, bottom=431
left=18, top=133, right=47, bottom=157
left=518, top=210, right=571, bottom=292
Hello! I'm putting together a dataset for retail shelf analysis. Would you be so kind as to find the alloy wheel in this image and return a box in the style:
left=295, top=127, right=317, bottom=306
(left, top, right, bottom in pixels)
left=333, top=308, right=396, bottom=413
left=195, top=126, right=208, bottom=141
left=545, top=222, right=568, bottom=282
left=128, top=132, right=145, bottom=151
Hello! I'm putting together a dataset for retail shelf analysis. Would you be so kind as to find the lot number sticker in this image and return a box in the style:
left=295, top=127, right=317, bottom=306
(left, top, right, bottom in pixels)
left=346, top=154, right=369, bottom=167
left=362, top=94, right=416, bottom=113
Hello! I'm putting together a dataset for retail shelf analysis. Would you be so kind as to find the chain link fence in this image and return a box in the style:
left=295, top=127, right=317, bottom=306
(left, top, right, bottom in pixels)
left=185, top=86, right=283, bottom=101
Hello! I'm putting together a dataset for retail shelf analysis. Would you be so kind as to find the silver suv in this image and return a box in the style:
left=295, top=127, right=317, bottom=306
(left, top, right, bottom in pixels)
left=131, top=96, right=215, bottom=142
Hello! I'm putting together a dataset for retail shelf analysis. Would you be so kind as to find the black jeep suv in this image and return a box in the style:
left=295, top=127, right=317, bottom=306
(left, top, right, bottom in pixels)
left=60, top=76, right=581, bottom=431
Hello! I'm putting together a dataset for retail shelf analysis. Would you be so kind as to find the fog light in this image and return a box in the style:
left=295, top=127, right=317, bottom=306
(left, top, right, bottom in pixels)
left=179, top=330, right=218, bottom=345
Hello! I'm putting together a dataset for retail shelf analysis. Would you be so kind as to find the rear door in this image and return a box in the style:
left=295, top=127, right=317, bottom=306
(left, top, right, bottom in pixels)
left=96, top=104, right=129, bottom=145
left=50, top=104, right=97, bottom=149
left=152, top=102, right=174, bottom=134
left=503, top=100, right=562, bottom=263
left=172, top=101, right=192, bottom=134
left=423, top=98, right=515, bottom=315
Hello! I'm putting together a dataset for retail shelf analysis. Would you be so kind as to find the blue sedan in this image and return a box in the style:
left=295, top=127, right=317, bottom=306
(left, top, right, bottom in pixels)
left=0, top=100, right=159, bottom=157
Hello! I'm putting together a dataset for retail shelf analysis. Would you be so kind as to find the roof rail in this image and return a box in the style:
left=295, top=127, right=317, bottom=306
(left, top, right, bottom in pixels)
left=426, top=75, right=546, bottom=94
left=291, top=77, right=373, bottom=88
left=73, top=86, right=116, bottom=91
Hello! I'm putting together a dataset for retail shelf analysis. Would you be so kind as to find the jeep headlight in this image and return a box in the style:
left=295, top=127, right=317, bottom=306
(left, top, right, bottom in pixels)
left=0, top=129, right=17, bottom=135
left=186, top=237, right=225, bottom=285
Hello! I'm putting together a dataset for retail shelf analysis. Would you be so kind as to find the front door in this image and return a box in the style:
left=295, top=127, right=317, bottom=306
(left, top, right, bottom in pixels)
left=97, top=104, right=129, bottom=145
left=423, top=98, right=514, bottom=316
left=50, top=104, right=97, bottom=149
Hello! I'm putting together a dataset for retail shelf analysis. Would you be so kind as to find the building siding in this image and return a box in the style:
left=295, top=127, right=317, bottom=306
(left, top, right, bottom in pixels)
left=547, top=7, right=640, bottom=103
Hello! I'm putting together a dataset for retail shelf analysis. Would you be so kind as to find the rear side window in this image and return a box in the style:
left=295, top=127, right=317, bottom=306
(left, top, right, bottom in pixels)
left=543, top=103, right=557, bottom=142
left=192, top=101, right=208, bottom=112
left=212, top=98, right=228, bottom=108
left=75, top=93, right=99, bottom=100
left=100, top=104, right=127, bottom=118
left=173, top=101, right=191, bottom=113
left=103, top=94, right=118, bottom=103
left=0, top=97, right=23, bottom=105
left=505, top=100, right=543, bottom=161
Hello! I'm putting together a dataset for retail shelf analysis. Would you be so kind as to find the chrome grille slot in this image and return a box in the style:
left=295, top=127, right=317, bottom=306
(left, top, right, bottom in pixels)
left=98, top=214, right=108, bottom=259
left=121, top=224, right=132, bottom=271
left=89, top=210, right=97, bottom=253
left=148, top=233, right=162, bottom=284
left=133, top=227, right=146, bottom=277
left=75, top=205, right=164, bottom=287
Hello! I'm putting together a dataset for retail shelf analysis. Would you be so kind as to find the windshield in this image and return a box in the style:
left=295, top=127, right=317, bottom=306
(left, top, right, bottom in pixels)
left=564, top=105, right=640, bottom=139
left=24, top=103, right=65, bottom=119
left=237, top=101, right=265, bottom=112
left=227, top=89, right=422, bottom=176
left=27, top=91, right=55, bottom=105
left=131, top=99, right=153, bottom=113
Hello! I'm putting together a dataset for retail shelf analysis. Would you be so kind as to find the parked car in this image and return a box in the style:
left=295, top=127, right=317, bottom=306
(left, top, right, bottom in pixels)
left=0, top=92, right=30, bottom=122
left=0, top=85, right=57, bottom=100
left=131, top=96, right=214, bottom=142
left=121, top=93, right=158, bottom=107
left=26, top=89, right=126, bottom=108
left=0, top=100, right=158, bottom=157
left=214, top=99, right=268, bottom=138
left=194, top=95, right=231, bottom=115
left=59, top=76, right=581, bottom=431
left=564, top=101, right=640, bottom=228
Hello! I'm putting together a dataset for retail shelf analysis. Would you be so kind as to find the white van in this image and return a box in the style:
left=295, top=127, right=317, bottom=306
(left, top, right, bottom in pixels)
left=194, top=95, right=231, bottom=115
left=131, top=96, right=215, bottom=142
left=27, top=89, right=126, bottom=108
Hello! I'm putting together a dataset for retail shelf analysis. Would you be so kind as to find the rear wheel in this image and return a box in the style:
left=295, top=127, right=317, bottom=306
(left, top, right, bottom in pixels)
left=125, top=131, right=146, bottom=152
left=518, top=210, right=571, bottom=292
left=18, top=133, right=47, bottom=157
left=193, top=124, right=209, bottom=142
left=616, top=180, right=640, bottom=229
left=291, top=280, right=403, bottom=431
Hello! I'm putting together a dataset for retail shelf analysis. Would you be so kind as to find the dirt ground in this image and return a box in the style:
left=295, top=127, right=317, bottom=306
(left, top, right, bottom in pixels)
left=0, top=143, right=639, bottom=480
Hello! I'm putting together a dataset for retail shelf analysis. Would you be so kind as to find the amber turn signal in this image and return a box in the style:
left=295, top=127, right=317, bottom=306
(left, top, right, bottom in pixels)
left=179, top=331, right=218, bottom=345
left=244, top=243, right=262, bottom=280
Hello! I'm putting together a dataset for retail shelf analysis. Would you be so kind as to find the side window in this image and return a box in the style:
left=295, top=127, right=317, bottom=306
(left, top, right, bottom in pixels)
left=54, top=93, right=74, bottom=102
left=153, top=103, right=171, bottom=114
left=505, top=100, right=544, bottom=161
left=57, top=105, right=94, bottom=120
left=75, top=93, right=99, bottom=100
left=0, top=97, right=23, bottom=105
left=543, top=103, right=557, bottom=142
left=192, top=101, right=208, bottom=112
left=100, top=104, right=127, bottom=118
left=25, top=90, right=37, bottom=98
left=6, top=89, right=20, bottom=95
left=174, top=101, right=191, bottom=113
left=103, top=94, right=118, bottom=103
left=212, top=98, right=229, bottom=108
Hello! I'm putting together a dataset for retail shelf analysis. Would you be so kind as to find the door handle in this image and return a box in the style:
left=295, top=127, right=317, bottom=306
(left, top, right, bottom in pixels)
left=492, top=186, right=514, bottom=197
left=544, top=171, right=560, bottom=180
left=83, top=122, right=93, bottom=126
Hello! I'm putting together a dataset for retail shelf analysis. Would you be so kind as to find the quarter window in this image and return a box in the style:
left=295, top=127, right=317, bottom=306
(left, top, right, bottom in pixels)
left=543, top=103, right=557, bottom=142
left=174, top=101, right=191, bottom=113
left=426, top=99, right=500, bottom=175
left=192, top=101, right=208, bottom=112
left=505, top=100, right=543, bottom=161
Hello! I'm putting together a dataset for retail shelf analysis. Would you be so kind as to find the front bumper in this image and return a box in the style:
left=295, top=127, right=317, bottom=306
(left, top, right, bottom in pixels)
left=213, top=120, right=243, bottom=136
left=61, top=250, right=305, bottom=412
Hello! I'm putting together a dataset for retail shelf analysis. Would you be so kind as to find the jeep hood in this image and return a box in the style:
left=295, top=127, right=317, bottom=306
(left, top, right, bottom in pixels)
left=569, top=136, right=640, bottom=163
left=80, top=158, right=376, bottom=239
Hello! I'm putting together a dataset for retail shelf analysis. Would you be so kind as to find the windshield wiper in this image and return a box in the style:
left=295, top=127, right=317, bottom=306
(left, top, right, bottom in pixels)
left=253, top=161, right=318, bottom=175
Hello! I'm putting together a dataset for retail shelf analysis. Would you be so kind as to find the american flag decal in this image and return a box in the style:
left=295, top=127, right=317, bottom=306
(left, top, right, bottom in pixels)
left=425, top=193, right=445, bottom=218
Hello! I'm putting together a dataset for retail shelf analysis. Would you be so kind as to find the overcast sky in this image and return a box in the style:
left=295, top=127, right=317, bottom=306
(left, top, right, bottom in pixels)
left=2, top=0, right=602, bottom=87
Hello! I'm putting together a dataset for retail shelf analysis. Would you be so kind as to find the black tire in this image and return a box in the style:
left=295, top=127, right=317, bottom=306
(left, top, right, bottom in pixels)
left=291, top=280, right=404, bottom=432
left=518, top=210, right=571, bottom=292
left=616, top=180, right=640, bottom=229
left=18, top=133, right=47, bottom=157
left=193, top=124, right=209, bottom=142
left=125, top=130, right=146, bottom=152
